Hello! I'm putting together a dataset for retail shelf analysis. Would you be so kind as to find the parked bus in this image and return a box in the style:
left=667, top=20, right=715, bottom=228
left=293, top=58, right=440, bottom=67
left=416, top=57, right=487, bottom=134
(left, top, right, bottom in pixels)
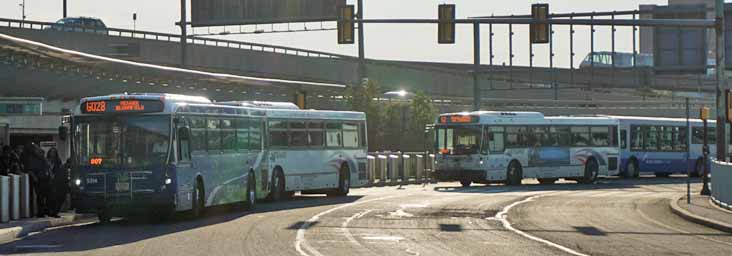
left=70, top=94, right=367, bottom=222
left=613, top=116, right=716, bottom=178
left=434, top=112, right=620, bottom=187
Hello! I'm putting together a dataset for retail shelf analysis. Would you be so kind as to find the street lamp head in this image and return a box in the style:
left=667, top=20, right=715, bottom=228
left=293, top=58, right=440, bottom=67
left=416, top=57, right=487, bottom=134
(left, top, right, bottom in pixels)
left=397, top=90, right=407, bottom=97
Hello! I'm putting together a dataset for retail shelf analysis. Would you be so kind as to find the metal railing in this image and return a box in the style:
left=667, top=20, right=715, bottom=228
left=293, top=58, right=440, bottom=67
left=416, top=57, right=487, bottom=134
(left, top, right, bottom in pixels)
left=0, top=18, right=352, bottom=60
left=365, top=152, right=436, bottom=186
left=710, top=159, right=732, bottom=210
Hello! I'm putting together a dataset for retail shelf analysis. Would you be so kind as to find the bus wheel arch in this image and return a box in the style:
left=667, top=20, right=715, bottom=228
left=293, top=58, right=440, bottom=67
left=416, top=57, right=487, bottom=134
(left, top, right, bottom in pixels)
left=506, top=160, right=523, bottom=186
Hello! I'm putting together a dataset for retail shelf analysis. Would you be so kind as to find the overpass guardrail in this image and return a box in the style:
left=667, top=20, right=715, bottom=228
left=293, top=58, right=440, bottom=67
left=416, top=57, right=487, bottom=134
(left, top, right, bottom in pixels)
left=0, top=18, right=351, bottom=60
left=711, top=159, right=732, bottom=211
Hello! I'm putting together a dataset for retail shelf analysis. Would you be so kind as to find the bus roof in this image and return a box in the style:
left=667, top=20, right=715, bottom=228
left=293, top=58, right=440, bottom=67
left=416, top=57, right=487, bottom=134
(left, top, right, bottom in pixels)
left=265, top=108, right=365, bottom=121
left=436, top=111, right=619, bottom=126
left=218, top=101, right=300, bottom=110
left=80, top=93, right=211, bottom=105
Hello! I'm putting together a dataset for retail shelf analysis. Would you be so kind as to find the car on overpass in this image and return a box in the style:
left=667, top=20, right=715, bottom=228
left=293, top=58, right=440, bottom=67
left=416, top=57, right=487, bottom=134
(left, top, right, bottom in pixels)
left=45, top=16, right=108, bottom=34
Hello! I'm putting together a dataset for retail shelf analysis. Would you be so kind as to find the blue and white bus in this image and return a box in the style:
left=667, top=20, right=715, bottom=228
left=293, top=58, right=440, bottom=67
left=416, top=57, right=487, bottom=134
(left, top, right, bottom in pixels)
left=70, top=94, right=367, bottom=222
left=434, top=112, right=620, bottom=187
left=613, top=116, right=716, bottom=178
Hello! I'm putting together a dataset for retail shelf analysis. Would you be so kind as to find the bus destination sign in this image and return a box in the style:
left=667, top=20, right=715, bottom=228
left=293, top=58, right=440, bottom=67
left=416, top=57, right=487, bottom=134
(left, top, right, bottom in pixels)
left=82, top=100, right=164, bottom=114
left=440, top=115, right=479, bottom=124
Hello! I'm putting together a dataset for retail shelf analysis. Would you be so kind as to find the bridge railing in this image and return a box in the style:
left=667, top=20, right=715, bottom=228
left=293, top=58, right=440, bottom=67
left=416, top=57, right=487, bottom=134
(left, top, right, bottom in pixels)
left=711, top=159, right=732, bottom=211
left=0, top=18, right=352, bottom=60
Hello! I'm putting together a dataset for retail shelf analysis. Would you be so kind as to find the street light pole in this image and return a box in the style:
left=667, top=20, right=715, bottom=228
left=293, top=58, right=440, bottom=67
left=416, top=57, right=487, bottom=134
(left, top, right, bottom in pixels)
left=63, top=0, right=67, bottom=18
left=179, top=0, right=187, bottom=67
left=20, top=0, right=26, bottom=20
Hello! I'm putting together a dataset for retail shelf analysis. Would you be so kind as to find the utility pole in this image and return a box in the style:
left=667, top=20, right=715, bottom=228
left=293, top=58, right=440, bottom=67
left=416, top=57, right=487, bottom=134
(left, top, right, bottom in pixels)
left=20, top=0, right=26, bottom=20
left=63, top=0, right=67, bottom=18
left=715, top=0, right=727, bottom=162
left=473, top=22, right=481, bottom=111
left=179, top=0, right=187, bottom=67
left=357, top=0, right=366, bottom=85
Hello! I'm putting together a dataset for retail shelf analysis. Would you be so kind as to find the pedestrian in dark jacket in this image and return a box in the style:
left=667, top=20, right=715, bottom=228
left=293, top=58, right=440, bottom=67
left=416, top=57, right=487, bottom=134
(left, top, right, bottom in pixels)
left=47, top=148, right=67, bottom=218
left=29, top=144, right=51, bottom=217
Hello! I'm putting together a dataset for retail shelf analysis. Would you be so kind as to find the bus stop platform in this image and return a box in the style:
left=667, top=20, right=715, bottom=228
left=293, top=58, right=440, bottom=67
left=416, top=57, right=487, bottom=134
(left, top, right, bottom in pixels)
left=670, top=194, right=732, bottom=233
left=0, top=212, right=94, bottom=244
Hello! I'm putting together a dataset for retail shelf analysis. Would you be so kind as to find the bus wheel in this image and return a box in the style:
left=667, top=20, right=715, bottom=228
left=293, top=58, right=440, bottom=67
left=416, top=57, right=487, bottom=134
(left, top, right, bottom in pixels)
left=506, top=161, right=523, bottom=186
left=246, top=172, right=257, bottom=210
left=538, top=178, right=557, bottom=185
left=624, top=159, right=639, bottom=179
left=192, top=180, right=205, bottom=218
left=271, top=169, right=287, bottom=202
left=97, top=210, right=111, bottom=224
left=460, top=180, right=472, bottom=187
left=580, top=160, right=599, bottom=184
left=335, top=165, right=351, bottom=196
left=691, top=159, right=703, bottom=178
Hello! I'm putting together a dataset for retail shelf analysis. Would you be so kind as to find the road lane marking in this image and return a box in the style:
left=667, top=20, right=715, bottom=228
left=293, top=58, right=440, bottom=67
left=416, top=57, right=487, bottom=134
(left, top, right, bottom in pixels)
left=636, top=205, right=732, bottom=247
left=295, top=196, right=398, bottom=256
left=492, top=194, right=590, bottom=256
left=342, top=209, right=374, bottom=245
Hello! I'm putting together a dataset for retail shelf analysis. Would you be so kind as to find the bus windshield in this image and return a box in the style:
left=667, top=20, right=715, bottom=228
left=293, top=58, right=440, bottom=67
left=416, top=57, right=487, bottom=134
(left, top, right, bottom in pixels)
left=436, top=126, right=482, bottom=155
left=75, top=115, right=170, bottom=168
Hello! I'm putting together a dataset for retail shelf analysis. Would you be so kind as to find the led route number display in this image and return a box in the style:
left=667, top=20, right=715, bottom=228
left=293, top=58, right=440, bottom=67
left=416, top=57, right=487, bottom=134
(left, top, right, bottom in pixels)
left=439, top=115, right=479, bottom=124
left=82, top=100, right=164, bottom=114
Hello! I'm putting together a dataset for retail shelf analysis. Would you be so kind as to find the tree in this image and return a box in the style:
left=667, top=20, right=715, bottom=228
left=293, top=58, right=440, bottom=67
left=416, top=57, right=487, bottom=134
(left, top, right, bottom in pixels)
left=345, top=80, right=385, bottom=150
left=407, top=91, right=437, bottom=152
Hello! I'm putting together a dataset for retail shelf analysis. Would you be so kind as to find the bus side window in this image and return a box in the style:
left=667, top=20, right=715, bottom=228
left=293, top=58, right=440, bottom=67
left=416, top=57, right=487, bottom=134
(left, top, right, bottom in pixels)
left=488, top=126, right=505, bottom=153
left=178, top=126, right=191, bottom=162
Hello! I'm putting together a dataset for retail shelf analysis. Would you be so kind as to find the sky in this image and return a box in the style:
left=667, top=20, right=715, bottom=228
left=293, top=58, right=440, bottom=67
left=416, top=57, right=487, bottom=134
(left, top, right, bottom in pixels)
left=0, top=0, right=684, bottom=68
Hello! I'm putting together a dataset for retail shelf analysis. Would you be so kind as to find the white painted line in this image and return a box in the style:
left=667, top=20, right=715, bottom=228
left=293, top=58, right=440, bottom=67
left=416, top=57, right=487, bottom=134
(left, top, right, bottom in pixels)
left=342, top=209, right=374, bottom=245
left=492, top=195, right=589, bottom=256
left=295, top=196, right=397, bottom=256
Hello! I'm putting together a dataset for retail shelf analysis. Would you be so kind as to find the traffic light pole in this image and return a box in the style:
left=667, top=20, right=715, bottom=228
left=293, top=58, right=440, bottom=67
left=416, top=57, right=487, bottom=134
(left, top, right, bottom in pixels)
left=357, top=0, right=366, bottom=84
left=716, top=0, right=727, bottom=162
left=472, top=22, right=481, bottom=111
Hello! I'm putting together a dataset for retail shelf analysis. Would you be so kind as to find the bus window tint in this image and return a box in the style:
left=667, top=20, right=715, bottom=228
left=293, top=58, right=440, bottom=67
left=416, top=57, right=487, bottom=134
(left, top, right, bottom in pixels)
left=308, top=122, right=325, bottom=147
left=673, top=127, right=687, bottom=152
left=343, top=123, right=359, bottom=148
left=630, top=126, right=643, bottom=151
left=693, top=127, right=716, bottom=144
left=326, top=123, right=343, bottom=147
left=269, top=121, right=288, bottom=147
left=659, top=126, right=673, bottom=151
left=221, top=119, right=236, bottom=150
left=590, top=126, right=609, bottom=146
left=551, top=126, right=571, bottom=147
left=488, top=126, right=505, bottom=152
left=250, top=119, right=263, bottom=150
left=620, top=129, right=627, bottom=150
left=236, top=119, right=249, bottom=150
left=571, top=126, right=590, bottom=146
left=506, top=126, right=522, bottom=148
left=190, top=116, right=207, bottom=152
left=290, top=122, right=308, bottom=147
left=645, top=126, right=659, bottom=151
left=452, top=126, right=481, bottom=155
left=207, top=119, right=222, bottom=151
left=360, top=123, right=367, bottom=147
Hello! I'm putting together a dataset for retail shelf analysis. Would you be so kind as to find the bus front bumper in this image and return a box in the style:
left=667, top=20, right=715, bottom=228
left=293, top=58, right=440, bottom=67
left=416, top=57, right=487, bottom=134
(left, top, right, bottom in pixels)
left=72, top=191, right=174, bottom=216
left=434, top=169, right=486, bottom=182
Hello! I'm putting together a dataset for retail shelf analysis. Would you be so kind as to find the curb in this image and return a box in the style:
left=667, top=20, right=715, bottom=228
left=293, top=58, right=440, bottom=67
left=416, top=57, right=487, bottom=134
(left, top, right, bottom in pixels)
left=0, top=214, right=96, bottom=244
left=669, top=194, right=732, bottom=234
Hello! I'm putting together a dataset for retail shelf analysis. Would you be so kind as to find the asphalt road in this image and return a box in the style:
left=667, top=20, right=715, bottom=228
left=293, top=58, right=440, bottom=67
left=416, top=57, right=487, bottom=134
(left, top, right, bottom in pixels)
left=1, top=177, right=731, bottom=256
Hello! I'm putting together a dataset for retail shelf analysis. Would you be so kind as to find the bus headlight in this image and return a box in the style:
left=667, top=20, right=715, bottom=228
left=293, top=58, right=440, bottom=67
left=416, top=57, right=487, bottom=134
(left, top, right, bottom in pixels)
left=165, top=178, right=172, bottom=185
left=75, top=179, right=81, bottom=186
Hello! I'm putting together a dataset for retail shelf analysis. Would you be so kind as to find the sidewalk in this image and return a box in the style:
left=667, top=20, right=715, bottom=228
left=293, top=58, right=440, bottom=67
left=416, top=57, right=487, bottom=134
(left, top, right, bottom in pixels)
left=670, top=194, right=732, bottom=233
left=0, top=212, right=95, bottom=244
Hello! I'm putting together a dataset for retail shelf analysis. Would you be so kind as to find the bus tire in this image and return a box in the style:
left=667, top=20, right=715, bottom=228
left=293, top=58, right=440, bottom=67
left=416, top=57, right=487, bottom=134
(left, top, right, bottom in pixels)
left=246, top=171, right=257, bottom=210
left=538, top=178, right=557, bottom=185
left=580, top=159, right=599, bottom=184
left=691, top=159, right=703, bottom=178
left=271, top=168, right=287, bottom=202
left=506, top=161, right=523, bottom=186
left=624, top=159, right=639, bottom=179
left=192, top=179, right=205, bottom=218
left=331, top=164, right=351, bottom=197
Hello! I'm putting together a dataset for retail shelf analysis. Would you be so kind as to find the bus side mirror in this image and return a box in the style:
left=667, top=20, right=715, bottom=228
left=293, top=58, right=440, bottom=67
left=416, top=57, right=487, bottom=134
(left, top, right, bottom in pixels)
left=178, top=127, right=191, bottom=140
left=58, top=126, right=69, bottom=141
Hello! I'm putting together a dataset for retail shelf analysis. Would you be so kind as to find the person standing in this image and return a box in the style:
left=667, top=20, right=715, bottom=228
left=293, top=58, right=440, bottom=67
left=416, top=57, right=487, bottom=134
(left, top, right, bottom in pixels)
left=29, top=144, right=51, bottom=218
left=46, top=148, right=66, bottom=218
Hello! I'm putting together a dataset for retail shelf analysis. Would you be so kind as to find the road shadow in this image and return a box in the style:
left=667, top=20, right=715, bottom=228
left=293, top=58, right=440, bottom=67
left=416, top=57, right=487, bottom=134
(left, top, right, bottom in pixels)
left=0, top=195, right=362, bottom=254
left=433, top=176, right=701, bottom=194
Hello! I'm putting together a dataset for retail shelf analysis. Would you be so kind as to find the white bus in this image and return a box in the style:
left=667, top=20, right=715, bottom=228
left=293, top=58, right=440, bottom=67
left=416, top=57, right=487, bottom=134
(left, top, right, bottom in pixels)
left=71, top=94, right=367, bottom=222
left=434, top=111, right=620, bottom=187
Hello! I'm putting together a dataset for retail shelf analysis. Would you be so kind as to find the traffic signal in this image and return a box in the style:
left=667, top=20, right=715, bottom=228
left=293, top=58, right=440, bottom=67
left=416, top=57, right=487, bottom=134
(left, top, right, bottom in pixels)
left=438, top=4, right=455, bottom=44
left=338, top=5, right=355, bottom=44
left=531, top=3, right=550, bottom=44
left=700, top=106, right=710, bottom=121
